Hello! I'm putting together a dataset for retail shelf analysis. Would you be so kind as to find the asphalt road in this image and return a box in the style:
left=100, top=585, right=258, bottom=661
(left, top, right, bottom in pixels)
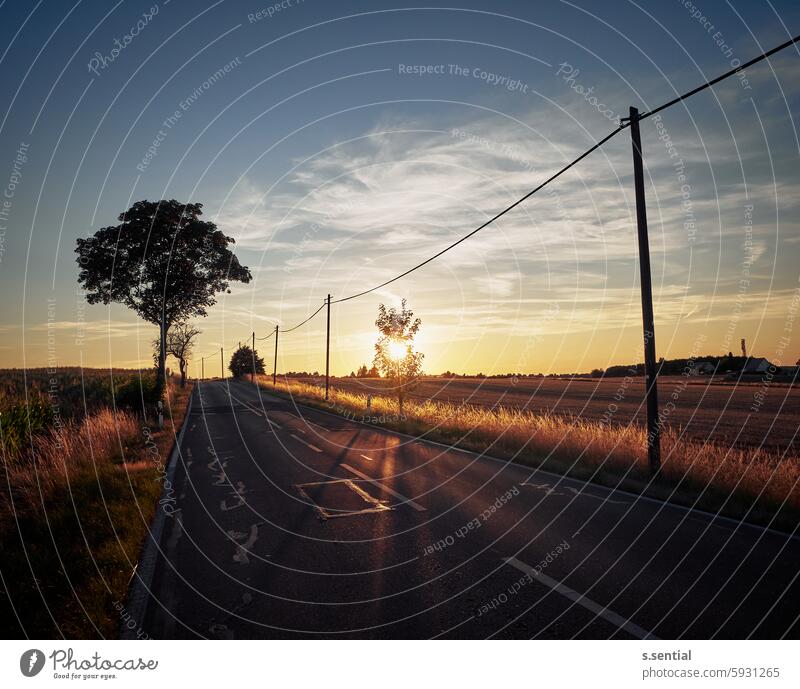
left=140, top=379, right=799, bottom=639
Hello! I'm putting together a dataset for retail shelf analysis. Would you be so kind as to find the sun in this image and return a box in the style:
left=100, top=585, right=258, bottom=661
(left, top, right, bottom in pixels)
left=388, top=340, right=407, bottom=360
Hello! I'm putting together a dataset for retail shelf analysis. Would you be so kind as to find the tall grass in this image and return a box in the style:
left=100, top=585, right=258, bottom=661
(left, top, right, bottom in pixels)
left=256, top=376, right=799, bottom=526
left=0, top=408, right=141, bottom=530
left=0, top=377, right=191, bottom=638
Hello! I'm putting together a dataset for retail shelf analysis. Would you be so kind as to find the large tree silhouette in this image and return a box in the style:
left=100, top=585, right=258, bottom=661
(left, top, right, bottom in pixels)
left=76, top=200, right=251, bottom=385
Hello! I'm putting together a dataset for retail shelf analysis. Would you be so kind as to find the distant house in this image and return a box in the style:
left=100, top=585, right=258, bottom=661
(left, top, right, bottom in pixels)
left=688, top=362, right=715, bottom=375
left=741, top=357, right=772, bottom=374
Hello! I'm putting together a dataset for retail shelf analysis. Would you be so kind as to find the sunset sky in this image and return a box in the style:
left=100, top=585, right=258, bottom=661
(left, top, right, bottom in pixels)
left=1, top=0, right=799, bottom=376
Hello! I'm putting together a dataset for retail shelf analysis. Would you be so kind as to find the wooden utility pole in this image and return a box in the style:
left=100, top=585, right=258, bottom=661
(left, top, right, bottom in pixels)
left=273, top=325, right=279, bottom=385
left=252, top=331, right=256, bottom=377
left=201, top=357, right=204, bottom=380
left=220, top=347, right=224, bottom=380
left=325, top=294, right=331, bottom=400
left=627, top=106, right=661, bottom=475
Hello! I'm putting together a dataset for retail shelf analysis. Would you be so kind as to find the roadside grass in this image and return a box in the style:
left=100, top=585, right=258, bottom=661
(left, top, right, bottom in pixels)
left=0, top=380, right=191, bottom=638
left=253, top=375, right=799, bottom=532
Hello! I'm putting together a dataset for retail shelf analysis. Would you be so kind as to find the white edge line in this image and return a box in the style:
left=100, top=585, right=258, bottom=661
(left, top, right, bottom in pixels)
left=360, top=454, right=374, bottom=461
left=504, top=556, right=659, bottom=640
left=341, top=463, right=426, bottom=512
left=122, top=387, right=194, bottom=638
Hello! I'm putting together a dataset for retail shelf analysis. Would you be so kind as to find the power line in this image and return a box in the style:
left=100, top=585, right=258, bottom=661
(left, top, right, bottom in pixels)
left=635, top=32, right=800, bottom=121
left=197, top=31, right=800, bottom=351
left=333, top=126, right=624, bottom=303
left=278, top=300, right=326, bottom=332
left=333, top=33, right=800, bottom=304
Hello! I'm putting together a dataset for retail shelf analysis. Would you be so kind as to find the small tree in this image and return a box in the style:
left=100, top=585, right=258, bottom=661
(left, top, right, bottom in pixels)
left=229, top=345, right=264, bottom=378
left=373, top=299, right=424, bottom=413
left=167, top=323, right=200, bottom=387
left=76, top=200, right=251, bottom=386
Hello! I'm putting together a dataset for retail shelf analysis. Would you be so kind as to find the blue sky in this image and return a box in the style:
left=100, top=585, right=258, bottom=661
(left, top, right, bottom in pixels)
left=1, top=0, right=799, bottom=375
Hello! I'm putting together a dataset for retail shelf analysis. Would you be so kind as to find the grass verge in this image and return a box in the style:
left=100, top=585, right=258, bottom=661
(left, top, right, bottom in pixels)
left=253, top=376, right=799, bottom=532
left=0, top=380, right=192, bottom=638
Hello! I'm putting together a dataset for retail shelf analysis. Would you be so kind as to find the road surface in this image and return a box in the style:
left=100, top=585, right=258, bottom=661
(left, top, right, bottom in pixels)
left=138, top=380, right=799, bottom=639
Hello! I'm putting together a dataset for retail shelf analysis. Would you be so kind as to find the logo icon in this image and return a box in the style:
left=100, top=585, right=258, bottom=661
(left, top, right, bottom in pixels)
left=20, top=649, right=45, bottom=677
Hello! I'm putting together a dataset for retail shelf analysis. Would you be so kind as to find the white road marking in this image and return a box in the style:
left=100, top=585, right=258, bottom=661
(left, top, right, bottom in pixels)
left=228, top=524, right=259, bottom=565
left=504, top=556, right=659, bottom=640
left=267, top=417, right=282, bottom=430
left=359, top=454, right=374, bottom=461
left=290, top=433, right=322, bottom=452
left=341, top=463, right=426, bottom=512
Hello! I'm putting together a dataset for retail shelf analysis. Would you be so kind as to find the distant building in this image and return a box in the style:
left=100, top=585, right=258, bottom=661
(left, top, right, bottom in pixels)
left=688, top=362, right=715, bottom=375
left=741, top=357, right=771, bottom=374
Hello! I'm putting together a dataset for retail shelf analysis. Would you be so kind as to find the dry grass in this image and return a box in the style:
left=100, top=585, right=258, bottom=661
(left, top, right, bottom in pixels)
left=0, top=409, right=141, bottom=528
left=256, top=376, right=800, bottom=528
left=0, top=378, right=192, bottom=638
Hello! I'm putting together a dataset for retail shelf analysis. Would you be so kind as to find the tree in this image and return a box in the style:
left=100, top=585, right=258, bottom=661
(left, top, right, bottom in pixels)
left=356, top=364, right=369, bottom=378
left=166, top=323, right=200, bottom=387
left=76, top=200, right=251, bottom=386
left=373, top=299, right=424, bottom=413
left=229, top=345, right=264, bottom=378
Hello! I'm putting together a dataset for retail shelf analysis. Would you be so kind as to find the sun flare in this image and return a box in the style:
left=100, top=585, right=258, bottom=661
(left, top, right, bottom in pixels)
left=388, top=340, right=407, bottom=360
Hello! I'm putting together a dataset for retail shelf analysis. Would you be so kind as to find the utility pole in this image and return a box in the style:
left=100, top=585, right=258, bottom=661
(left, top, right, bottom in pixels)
left=626, top=106, right=661, bottom=475
left=325, top=294, right=331, bottom=400
left=252, top=331, right=256, bottom=377
left=221, top=347, right=224, bottom=380
left=273, top=325, right=278, bottom=385
left=201, top=357, right=204, bottom=380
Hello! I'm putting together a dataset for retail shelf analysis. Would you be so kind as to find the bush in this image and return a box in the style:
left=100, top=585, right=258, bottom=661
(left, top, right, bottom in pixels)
left=114, top=372, right=164, bottom=417
left=0, top=396, right=55, bottom=463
